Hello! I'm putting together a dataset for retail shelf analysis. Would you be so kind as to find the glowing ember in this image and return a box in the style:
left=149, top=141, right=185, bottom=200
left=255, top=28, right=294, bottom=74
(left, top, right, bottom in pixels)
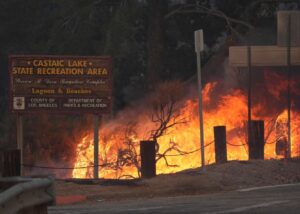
left=72, top=75, right=300, bottom=179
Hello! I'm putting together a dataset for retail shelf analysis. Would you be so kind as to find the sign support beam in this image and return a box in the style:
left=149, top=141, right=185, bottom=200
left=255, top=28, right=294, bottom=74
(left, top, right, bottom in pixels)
left=16, top=114, right=23, bottom=176
left=93, top=115, right=100, bottom=179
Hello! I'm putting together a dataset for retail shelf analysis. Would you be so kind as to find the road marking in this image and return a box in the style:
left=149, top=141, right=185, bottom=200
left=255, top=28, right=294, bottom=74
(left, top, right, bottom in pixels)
left=238, top=183, right=300, bottom=192
left=125, top=206, right=165, bottom=211
left=206, top=200, right=289, bottom=214
left=49, top=205, right=166, bottom=213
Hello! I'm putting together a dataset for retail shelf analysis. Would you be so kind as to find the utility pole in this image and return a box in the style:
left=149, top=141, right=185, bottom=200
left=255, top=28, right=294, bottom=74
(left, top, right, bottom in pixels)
left=194, top=29, right=205, bottom=171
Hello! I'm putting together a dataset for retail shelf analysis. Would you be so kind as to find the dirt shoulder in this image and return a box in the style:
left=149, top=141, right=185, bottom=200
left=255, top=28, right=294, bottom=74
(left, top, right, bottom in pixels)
left=55, top=159, right=300, bottom=203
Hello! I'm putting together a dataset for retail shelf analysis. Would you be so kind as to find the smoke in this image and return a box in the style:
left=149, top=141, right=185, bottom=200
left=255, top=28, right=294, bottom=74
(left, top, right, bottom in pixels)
left=23, top=114, right=93, bottom=178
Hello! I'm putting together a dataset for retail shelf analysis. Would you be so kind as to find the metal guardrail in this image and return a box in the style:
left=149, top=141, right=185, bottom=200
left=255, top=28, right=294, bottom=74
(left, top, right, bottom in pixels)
left=0, top=176, right=55, bottom=214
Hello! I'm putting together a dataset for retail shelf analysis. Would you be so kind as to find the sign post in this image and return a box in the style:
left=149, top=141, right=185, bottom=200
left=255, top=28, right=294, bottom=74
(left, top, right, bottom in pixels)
left=94, top=115, right=100, bottom=179
left=16, top=114, right=23, bottom=175
left=194, top=30, right=206, bottom=171
left=9, top=55, right=112, bottom=179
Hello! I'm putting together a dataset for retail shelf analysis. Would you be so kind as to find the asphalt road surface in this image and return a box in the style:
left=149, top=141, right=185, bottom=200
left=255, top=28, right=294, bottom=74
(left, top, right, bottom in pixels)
left=49, top=183, right=300, bottom=214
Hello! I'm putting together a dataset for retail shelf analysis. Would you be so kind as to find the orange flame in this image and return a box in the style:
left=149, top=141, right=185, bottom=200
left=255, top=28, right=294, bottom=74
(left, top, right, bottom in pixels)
left=72, top=79, right=300, bottom=179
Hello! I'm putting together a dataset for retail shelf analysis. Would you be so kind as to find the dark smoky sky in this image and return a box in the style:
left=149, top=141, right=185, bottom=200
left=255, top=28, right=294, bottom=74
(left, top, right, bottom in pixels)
left=0, top=0, right=299, bottom=110
left=0, top=60, right=8, bottom=100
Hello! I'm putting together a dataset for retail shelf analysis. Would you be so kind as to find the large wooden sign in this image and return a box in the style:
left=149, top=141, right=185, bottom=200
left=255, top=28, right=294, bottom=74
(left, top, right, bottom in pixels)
left=9, top=55, right=112, bottom=114
left=229, top=46, right=300, bottom=67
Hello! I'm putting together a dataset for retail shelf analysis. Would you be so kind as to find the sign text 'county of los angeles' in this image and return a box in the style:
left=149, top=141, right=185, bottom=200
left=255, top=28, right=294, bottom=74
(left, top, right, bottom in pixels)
left=9, top=55, right=112, bottom=114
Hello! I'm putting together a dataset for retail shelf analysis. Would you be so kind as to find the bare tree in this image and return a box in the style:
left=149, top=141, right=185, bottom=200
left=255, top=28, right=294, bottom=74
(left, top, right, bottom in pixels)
left=101, top=81, right=195, bottom=178
left=148, top=80, right=188, bottom=165
left=149, top=80, right=186, bottom=140
left=109, top=81, right=189, bottom=177
left=101, top=122, right=141, bottom=178
left=156, top=140, right=188, bottom=167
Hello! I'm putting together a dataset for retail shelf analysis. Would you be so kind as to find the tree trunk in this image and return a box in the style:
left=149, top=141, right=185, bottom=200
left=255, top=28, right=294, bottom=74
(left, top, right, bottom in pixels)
left=146, top=0, right=167, bottom=89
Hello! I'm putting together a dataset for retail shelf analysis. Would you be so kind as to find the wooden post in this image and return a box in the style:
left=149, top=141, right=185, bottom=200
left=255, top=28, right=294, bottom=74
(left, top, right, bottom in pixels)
left=213, top=126, right=227, bottom=164
left=0, top=149, right=21, bottom=177
left=140, top=140, right=156, bottom=178
left=16, top=114, right=23, bottom=176
left=247, top=46, right=252, bottom=153
left=93, top=115, right=99, bottom=179
left=248, top=120, right=265, bottom=160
